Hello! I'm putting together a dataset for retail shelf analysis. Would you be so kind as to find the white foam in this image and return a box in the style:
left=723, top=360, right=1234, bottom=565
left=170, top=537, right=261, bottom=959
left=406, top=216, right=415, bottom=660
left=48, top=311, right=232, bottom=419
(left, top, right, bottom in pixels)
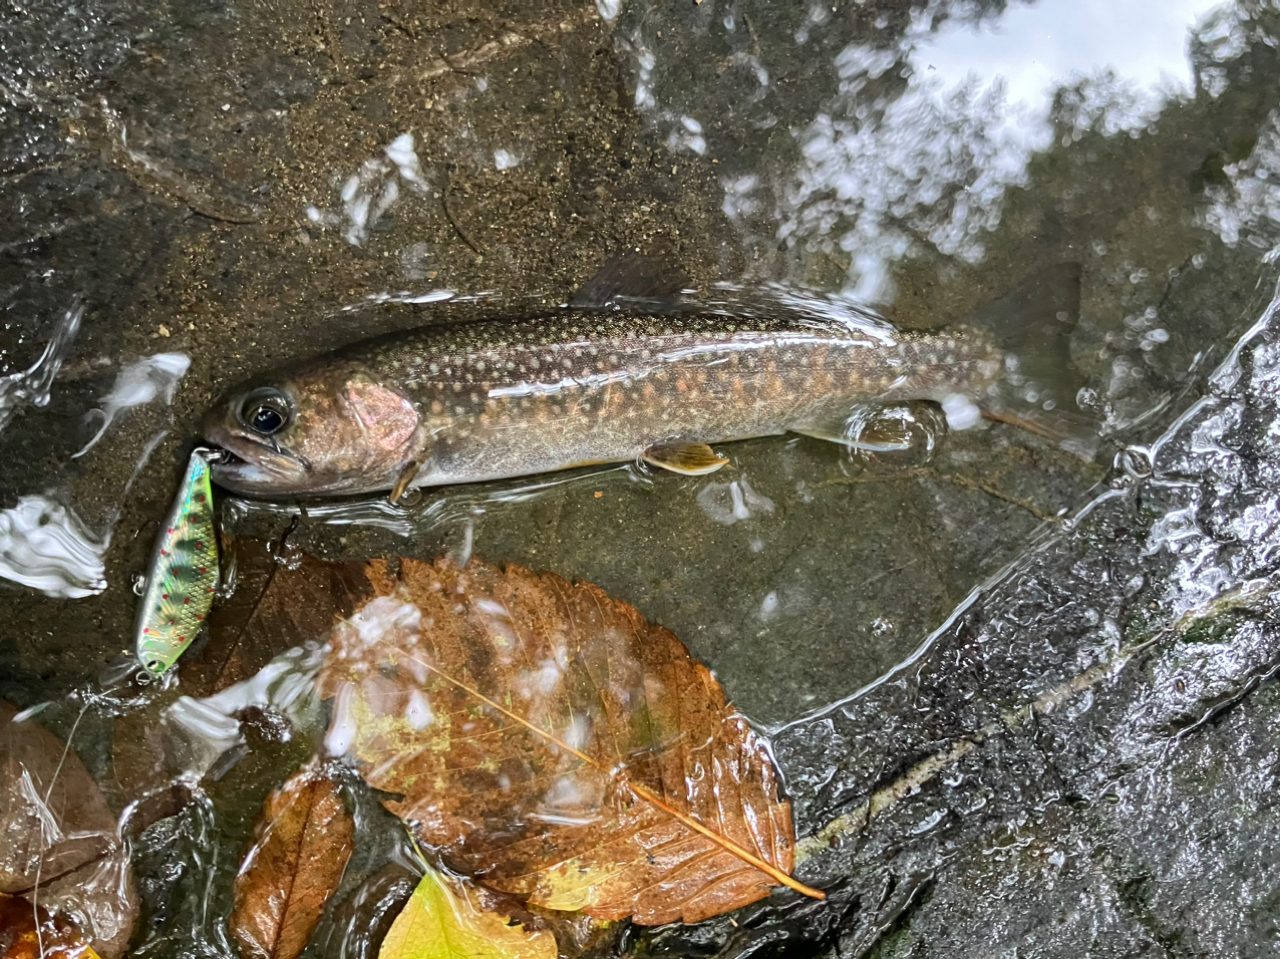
left=165, top=644, right=326, bottom=777
left=942, top=393, right=982, bottom=431
left=493, top=149, right=520, bottom=170
left=75, top=352, right=190, bottom=457
left=0, top=495, right=108, bottom=598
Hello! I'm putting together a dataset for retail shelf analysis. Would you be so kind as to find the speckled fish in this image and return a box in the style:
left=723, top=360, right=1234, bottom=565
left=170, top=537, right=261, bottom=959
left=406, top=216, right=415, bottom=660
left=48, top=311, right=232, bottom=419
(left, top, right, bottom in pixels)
left=135, top=447, right=219, bottom=676
left=202, top=258, right=1088, bottom=499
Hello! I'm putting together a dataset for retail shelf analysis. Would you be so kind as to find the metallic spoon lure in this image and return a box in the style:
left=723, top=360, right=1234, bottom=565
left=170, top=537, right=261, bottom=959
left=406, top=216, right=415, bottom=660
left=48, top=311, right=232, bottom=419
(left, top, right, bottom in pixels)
left=134, top=447, right=222, bottom=678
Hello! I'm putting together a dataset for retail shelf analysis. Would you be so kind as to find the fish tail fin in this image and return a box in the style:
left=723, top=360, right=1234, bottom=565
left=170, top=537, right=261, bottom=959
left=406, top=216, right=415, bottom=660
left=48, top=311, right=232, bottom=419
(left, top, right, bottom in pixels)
left=969, top=262, right=1099, bottom=458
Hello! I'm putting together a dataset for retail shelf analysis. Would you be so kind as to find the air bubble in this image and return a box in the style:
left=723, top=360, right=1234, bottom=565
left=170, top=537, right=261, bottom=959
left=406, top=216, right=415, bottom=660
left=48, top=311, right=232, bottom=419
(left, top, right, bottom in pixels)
left=1111, top=446, right=1154, bottom=487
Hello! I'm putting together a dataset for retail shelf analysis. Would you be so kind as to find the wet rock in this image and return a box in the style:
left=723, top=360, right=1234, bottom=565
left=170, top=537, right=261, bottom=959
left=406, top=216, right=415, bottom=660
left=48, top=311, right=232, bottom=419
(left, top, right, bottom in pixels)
left=641, top=293, right=1280, bottom=957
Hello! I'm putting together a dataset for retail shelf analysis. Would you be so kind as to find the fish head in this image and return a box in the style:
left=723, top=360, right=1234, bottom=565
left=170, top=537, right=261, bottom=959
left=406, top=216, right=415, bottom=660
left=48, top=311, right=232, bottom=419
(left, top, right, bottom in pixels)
left=202, top=361, right=422, bottom=496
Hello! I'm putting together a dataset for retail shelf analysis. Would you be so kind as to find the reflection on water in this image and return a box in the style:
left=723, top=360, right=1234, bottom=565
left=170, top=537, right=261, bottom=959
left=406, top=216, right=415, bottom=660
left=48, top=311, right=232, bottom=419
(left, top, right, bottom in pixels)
left=306, top=132, right=432, bottom=247
left=4, top=0, right=1280, bottom=954
left=221, top=463, right=652, bottom=539
left=922, top=0, right=1221, bottom=121
left=628, top=0, right=1260, bottom=303
left=75, top=353, right=189, bottom=457
left=0, top=301, right=82, bottom=434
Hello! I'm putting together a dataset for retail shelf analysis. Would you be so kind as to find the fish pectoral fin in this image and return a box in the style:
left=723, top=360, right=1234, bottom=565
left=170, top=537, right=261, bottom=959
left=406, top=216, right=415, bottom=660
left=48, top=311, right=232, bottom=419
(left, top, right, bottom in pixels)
left=388, top=459, right=423, bottom=505
left=642, top=442, right=729, bottom=475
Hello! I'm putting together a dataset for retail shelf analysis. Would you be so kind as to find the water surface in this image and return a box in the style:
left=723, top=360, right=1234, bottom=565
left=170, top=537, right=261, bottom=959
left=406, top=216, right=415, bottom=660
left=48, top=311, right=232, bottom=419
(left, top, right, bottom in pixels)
left=4, top=0, right=1280, bottom=955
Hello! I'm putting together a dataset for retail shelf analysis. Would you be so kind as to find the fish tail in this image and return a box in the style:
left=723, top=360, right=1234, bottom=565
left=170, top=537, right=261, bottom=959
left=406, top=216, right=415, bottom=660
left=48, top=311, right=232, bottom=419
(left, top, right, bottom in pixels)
left=969, top=262, right=1099, bottom=458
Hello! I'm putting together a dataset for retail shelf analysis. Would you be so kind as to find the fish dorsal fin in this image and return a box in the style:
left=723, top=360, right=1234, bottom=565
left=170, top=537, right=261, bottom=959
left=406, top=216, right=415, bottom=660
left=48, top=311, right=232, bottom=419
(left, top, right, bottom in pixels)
left=642, top=441, right=729, bottom=475
left=569, top=245, right=689, bottom=310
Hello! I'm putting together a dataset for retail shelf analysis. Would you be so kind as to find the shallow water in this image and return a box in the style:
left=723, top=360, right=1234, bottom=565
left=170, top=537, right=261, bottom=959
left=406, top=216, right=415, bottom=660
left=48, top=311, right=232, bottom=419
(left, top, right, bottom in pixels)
left=4, top=0, right=1280, bottom=956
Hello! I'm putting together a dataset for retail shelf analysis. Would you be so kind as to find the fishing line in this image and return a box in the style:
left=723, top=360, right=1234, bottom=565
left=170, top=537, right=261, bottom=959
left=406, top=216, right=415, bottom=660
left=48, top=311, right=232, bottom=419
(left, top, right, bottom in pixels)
left=25, top=657, right=146, bottom=953
left=29, top=688, right=95, bottom=957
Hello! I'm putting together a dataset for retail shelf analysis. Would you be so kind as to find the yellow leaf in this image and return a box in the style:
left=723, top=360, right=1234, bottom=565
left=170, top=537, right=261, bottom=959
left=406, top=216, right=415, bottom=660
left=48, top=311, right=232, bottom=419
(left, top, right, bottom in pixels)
left=378, top=868, right=556, bottom=959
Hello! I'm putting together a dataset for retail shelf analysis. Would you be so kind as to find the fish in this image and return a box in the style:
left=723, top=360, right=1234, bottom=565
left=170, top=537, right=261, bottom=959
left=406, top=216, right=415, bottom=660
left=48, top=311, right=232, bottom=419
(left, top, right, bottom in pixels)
left=202, top=257, right=1089, bottom=499
left=135, top=447, right=220, bottom=677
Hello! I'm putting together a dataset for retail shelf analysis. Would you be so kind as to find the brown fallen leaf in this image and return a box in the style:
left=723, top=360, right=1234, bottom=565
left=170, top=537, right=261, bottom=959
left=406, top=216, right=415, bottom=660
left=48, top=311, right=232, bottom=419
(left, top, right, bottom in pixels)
left=230, top=762, right=355, bottom=959
left=0, top=703, right=137, bottom=959
left=378, top=865, right=556, bottom=959
left=0, top=892, right=99, bottom=959
left=182, top=535, right=372, bottom=697
left=0, top=703, right=114, bottom=892
left=319, top=558, right=813, bottom=925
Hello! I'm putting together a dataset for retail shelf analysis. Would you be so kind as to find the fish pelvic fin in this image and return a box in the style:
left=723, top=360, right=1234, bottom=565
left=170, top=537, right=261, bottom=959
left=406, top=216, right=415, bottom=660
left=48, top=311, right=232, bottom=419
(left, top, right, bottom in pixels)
left=642, top=441, right=730, bottom=475
left=388, top=459, right=423, bottom=505
left=793, top=425, right=912, bottom=453
left=968, top=262, right=1099, bottom=458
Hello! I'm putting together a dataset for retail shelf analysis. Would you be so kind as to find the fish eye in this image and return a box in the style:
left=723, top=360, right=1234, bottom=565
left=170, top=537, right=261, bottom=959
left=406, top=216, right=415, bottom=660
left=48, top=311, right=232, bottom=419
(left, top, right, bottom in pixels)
left=239, top=389, right=291, bottom=436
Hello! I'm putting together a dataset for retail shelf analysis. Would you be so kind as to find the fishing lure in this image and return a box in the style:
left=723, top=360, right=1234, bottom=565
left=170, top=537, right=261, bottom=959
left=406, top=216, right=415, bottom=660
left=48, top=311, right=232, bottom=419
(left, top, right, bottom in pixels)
left=135, top=447, right=221, bottom=677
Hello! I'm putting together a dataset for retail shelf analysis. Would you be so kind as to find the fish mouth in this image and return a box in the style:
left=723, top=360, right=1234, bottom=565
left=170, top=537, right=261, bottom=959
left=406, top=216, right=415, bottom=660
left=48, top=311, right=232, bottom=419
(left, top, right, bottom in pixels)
left=202, top=425, right=308, bottom=495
